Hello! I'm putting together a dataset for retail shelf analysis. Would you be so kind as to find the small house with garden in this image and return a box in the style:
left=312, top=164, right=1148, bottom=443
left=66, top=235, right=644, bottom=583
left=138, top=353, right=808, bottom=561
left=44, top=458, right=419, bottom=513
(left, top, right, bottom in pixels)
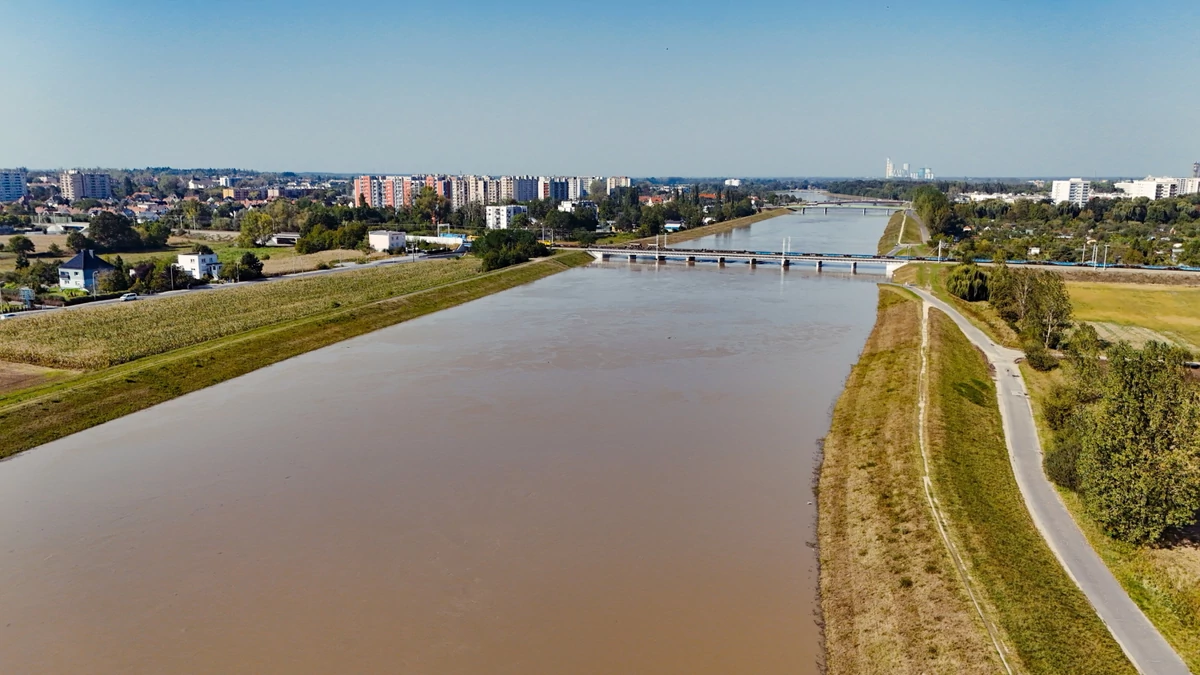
left=58, top=250, right=115, bottom=292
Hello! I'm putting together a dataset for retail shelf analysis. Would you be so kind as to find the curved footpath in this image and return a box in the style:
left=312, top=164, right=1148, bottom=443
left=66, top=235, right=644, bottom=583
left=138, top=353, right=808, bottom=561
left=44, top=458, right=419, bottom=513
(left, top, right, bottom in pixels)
left=906, top=285, right=1190, bottom=675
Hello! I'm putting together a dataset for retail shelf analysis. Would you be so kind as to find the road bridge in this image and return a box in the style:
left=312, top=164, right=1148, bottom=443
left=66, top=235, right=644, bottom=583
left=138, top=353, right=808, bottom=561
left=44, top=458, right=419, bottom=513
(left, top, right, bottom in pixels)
left=585, top=246, right=910, bottom=278
left=789, top=203, right=907, bottom=215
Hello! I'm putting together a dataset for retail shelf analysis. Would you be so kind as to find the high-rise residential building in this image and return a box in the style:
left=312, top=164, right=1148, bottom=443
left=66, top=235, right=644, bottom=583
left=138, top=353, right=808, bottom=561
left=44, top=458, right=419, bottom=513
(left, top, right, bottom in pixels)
left=485, top=204, right=528, bottom=230
left=218, top=176, right=233, bottom=187
left=0, top=168, right=28, bottom=202
left=1119, top=176, right=1179, bottom=201
left=537, top=177, right=569, bottom=201
left=606, top=176, right=631, bottom=194
left=1178, top=177, right=1200, bottom=196
left=449, top=175, right=468, bottom=210
left=60, top=170, right=112, bottom=201
left=567, top=177, right=590, bottom=200
left=1051, top=178, right=1091, bottom=206
left=885, top=158, right=894, bottom=179
left=1193, top=162, right=1199, bottom=178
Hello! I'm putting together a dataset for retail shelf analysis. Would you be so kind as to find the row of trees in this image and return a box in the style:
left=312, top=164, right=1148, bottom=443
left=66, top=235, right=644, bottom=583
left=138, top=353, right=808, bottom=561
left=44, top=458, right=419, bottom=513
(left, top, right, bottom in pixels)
left=945, top=263, right=1073, bottom=368
left=471, top=230, right=549, bottom=271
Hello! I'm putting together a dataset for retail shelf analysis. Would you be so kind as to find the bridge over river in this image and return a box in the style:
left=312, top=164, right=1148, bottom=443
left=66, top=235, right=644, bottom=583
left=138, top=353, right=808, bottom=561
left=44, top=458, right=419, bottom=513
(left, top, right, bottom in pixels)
left=585, top=246, right=912, bottom=277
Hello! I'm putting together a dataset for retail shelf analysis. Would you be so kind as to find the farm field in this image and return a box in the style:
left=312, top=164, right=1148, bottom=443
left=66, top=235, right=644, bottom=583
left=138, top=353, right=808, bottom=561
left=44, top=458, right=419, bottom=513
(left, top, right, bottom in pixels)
left=1067, top=282, right=1200, bottom=351
left=0, top=258, right=482, bottom=369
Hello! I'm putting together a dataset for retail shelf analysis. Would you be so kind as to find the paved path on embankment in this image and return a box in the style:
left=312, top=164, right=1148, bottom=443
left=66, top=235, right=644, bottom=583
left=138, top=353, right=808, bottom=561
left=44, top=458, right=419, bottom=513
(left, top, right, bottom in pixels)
left=907, top=285, right=1190, bottom=675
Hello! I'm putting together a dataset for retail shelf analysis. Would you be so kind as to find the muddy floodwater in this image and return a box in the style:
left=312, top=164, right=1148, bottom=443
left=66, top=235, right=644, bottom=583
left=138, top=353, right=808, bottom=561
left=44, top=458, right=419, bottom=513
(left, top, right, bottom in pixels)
left=0, top=214, right=883, bottom=674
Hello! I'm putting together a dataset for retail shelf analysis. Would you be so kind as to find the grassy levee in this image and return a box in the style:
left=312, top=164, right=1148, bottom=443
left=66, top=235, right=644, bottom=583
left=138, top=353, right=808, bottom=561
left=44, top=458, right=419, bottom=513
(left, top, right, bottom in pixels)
left=895, top=263, right=1019, bottom=348
left=875, top=211, right=925, bottom=255
left=926, top=309, right=1134, bottom=674
left=0, top=251, right=594, bottom=460
left=1021, top=362, right=1200, bottom=670
left=627, top=208, right=788, bottom=247
left=819, top=287, right=1001, bottom=674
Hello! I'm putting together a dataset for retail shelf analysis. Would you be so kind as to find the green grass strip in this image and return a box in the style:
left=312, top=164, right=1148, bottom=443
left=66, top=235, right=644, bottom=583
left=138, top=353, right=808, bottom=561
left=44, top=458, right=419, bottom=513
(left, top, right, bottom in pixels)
left=926, top=309, right=1133, bottom=674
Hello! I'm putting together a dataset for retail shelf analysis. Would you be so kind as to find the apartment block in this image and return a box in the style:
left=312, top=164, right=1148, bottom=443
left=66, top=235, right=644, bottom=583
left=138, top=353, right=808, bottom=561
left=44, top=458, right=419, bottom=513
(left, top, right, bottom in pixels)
left=60, top=170, right=112, bottom=200
left=606, top=176, right=631, bottom=194
left=0, top=168, right=28, bottom=202
left=1051, top=178, right=1091, bottom=206
left=485, top=204, right=528, bottom=230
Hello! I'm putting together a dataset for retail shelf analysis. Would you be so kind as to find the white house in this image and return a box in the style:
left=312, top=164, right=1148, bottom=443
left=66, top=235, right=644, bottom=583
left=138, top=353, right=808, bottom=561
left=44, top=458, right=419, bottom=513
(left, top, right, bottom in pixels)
left=485, top=205, right=528, bottom=230
left=177, top=252, right=222, bottom=279
left=558, top=200, right=598, bottom=215
left=368, top=230, right=407, bottom=252
left=58, top=250, right=115, bottom=291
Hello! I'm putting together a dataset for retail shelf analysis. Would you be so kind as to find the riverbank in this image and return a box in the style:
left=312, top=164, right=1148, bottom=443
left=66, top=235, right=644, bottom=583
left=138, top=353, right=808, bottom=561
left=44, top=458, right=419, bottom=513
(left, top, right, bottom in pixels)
left=820, top=285, right=1135, bottom=673
left=819, top=287, right=1002, bottom=673
left=0, top=250, right=594, bottom=460
left=874, top=211, right=925, bottom=255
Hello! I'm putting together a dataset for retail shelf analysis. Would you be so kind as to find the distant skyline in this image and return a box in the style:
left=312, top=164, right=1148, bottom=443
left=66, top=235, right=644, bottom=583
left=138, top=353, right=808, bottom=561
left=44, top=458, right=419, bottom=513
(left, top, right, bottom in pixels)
left=2, top=0, right=1197, bottom=178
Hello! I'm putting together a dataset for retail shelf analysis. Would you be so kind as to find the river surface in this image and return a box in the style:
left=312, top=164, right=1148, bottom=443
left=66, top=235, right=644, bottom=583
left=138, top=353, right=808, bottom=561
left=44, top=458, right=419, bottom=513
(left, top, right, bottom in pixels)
left=0, top=214, right=884, bottom=674
left=671, top=207, right=891, bottom=254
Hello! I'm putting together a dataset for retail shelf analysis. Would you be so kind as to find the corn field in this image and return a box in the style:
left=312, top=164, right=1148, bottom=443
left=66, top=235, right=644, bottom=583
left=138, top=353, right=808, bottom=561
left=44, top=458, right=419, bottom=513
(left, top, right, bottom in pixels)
left=0, top=259, right=481, bottom=370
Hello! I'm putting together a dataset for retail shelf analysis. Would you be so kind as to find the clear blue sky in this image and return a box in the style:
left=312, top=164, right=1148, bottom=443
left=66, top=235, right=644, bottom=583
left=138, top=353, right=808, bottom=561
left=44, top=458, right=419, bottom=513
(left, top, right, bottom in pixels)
left=2, top=0, right=1197, bottom=178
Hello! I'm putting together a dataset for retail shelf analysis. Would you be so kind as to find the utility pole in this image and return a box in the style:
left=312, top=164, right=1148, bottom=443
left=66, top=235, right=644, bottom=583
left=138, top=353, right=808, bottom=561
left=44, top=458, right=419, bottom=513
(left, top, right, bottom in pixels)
left=1102, top=243, right=1110, bottom=270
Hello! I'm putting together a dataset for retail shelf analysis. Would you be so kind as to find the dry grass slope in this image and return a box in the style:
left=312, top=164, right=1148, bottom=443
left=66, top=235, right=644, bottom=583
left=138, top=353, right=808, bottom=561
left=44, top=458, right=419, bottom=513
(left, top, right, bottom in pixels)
left=926, top=309, right=1133, bottom=674
left=819, top=287, right=1001, bottom=674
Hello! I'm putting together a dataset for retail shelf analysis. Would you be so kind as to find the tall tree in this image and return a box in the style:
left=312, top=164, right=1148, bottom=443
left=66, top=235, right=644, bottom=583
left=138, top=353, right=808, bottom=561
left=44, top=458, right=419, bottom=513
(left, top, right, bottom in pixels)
left=1078, top=341, right=1200, bottom=544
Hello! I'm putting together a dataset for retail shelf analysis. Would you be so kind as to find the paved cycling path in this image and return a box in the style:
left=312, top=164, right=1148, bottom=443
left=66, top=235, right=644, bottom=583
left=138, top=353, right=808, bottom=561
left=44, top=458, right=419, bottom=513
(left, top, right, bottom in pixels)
left=908, top=286, right=1189, bottom=674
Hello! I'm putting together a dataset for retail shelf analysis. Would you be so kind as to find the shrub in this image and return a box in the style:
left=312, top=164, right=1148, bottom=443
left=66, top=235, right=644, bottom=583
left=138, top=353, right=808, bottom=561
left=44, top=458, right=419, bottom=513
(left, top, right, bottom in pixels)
left=1045, top=429, right=1082, bottom=490
left=1023, top=341, right=1058, bottom=371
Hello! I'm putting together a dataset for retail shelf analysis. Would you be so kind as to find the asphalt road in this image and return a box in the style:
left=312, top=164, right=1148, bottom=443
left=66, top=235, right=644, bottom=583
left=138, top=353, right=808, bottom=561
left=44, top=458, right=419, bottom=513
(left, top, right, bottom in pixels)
left=909, top=285, right=1190, bottom=675
left=8, top=251, right=462, bottom=318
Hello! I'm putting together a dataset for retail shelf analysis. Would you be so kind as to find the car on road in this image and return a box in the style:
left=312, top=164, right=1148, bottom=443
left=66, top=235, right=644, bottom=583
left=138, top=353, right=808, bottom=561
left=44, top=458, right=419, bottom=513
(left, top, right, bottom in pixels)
left=120, top=292, right=139, bottom=302
left=0, top=312, right=16, bottom=320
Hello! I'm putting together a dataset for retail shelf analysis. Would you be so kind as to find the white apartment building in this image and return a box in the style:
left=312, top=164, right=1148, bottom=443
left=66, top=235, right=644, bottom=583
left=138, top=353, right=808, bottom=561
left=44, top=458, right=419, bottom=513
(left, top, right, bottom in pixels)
left=0, top=168, right=28, bottom=202
left=558, top=200, right=597, bottom=215
left=1118, top=176, right=1180, bottom=201
left=1051, top=178, right=1091, bottom=206
left=60, top=170, right=112, bottom=200
left=724, top=178, right=742, bottom=187
left=1178, top=177, right=1200, bottom=196
left=567, top=177, right=591, bottom=200
left=486, top=204, right=528, bottom=230
left=367, top=230, right=407, bottom=252
left=177, top=252, right=223, bottom=279
left=606, top=176, right=631, bottom=194
left=537, top=177, right=569, bottom=201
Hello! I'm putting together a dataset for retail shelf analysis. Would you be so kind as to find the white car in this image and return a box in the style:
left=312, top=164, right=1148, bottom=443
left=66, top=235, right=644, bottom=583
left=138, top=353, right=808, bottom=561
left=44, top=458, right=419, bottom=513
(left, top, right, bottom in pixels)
left=0, top=313, right=15, bottom=320
left=120, top=292, right=139, bottom=302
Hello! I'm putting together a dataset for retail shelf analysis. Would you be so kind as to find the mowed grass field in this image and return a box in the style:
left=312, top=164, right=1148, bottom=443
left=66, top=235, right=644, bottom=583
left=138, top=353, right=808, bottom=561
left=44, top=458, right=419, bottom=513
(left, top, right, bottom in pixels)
left=1067, top=282, right=1200, bottom=351
left=0, top=250, right=595, bottom=459
left=819, top=287, right=1001, bottom=674
left=926, top=309, right=1133, bottom=674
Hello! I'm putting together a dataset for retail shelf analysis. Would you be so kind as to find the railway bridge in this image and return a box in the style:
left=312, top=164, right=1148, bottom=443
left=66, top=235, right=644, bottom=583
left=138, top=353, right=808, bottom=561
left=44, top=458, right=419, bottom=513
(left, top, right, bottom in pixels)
left=585, top=246, right=912, bottom=278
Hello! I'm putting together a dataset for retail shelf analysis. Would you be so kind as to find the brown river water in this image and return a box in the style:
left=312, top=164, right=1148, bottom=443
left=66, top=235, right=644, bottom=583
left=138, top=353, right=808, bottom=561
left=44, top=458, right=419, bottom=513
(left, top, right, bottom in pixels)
left=0, top=212, right=885, bottom=673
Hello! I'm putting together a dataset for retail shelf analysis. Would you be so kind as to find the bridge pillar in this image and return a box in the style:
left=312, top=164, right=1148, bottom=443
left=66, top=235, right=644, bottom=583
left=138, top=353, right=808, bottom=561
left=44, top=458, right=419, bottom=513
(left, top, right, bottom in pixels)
left=824, top=207, right=828, bottom=214
left=686, top=255, right=695, bottom=265
left=749, top=258, right=758, bottom=267
left=851, top=261, right=857, bottom=274
left=599, top=252, right=610, bottom=261
left=718, top=257, right=725, bottom=267
left=815, top=260, right=823, bottom=272
left=656, top=254, right=666, bottom=263
left=782, top=258, right=790, bottom=268
left=628, top=254, right=637, bottom=262
left=864, top=208, right=868, bottom=215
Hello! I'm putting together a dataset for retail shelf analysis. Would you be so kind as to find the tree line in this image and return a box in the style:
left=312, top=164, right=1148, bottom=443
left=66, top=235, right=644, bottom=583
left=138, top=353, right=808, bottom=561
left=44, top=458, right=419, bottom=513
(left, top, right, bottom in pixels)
left=945, top=261, right=1200, bottom=545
